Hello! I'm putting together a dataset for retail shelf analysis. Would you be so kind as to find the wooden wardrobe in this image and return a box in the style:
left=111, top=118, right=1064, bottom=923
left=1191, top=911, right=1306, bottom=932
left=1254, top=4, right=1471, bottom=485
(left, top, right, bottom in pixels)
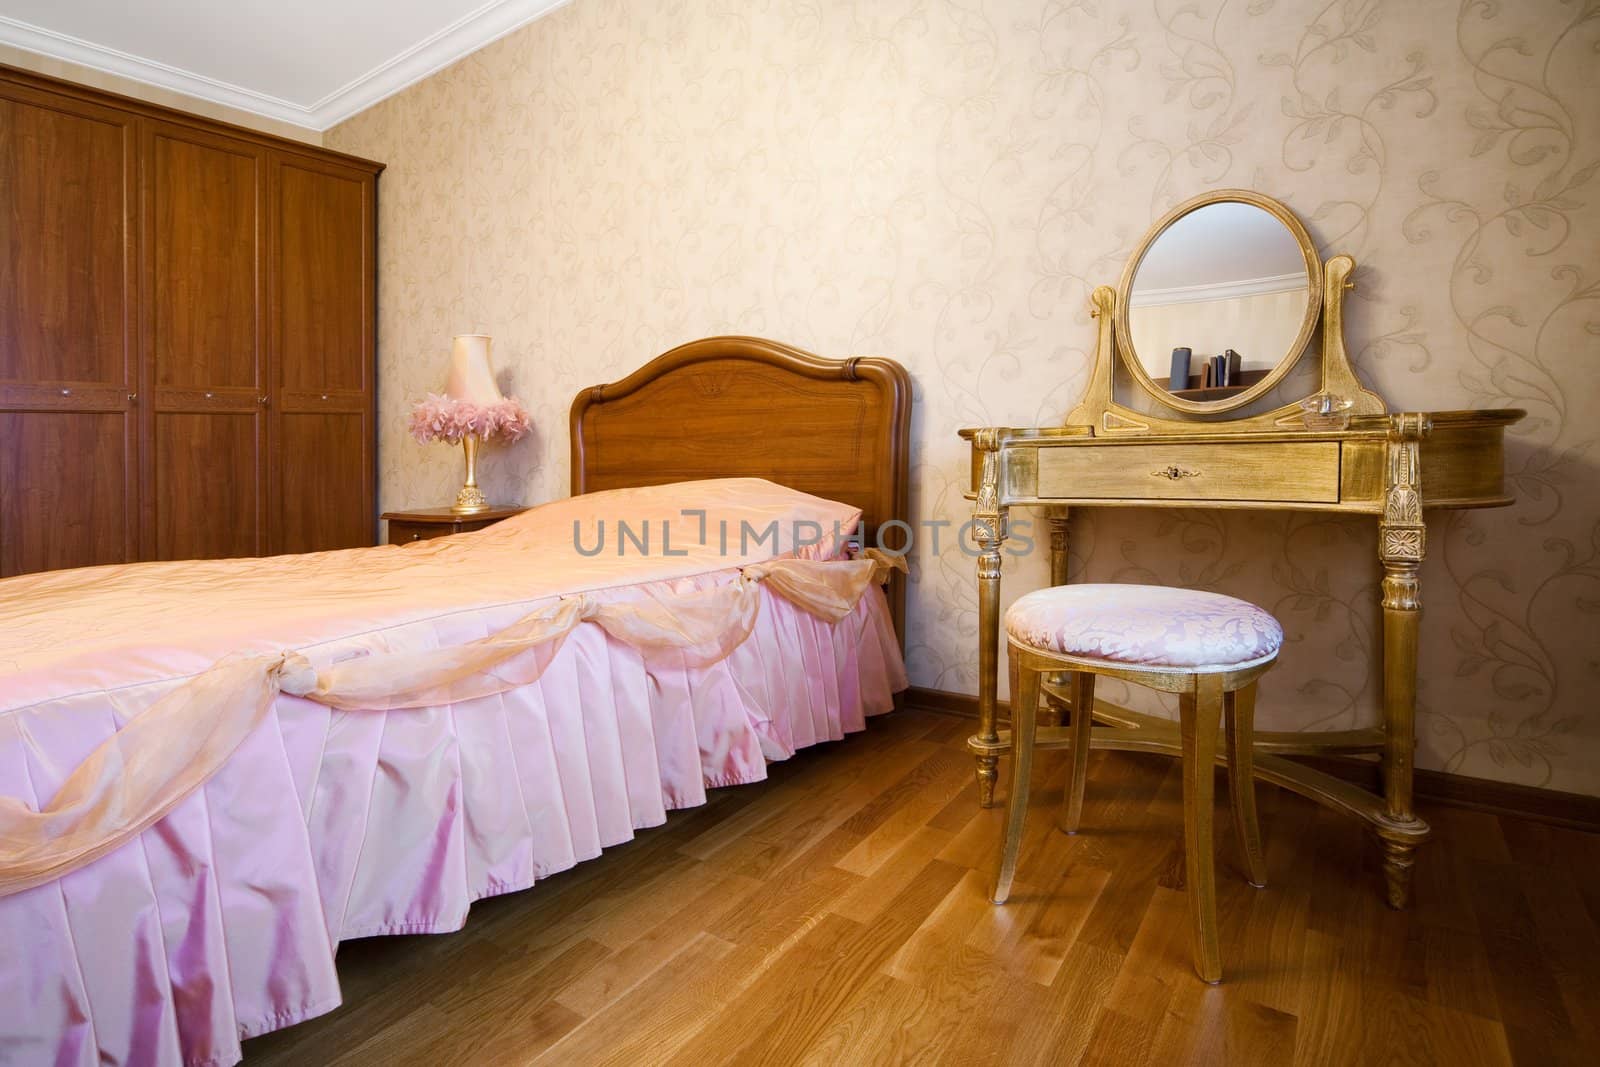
left=0, top=66, right=382, bottom=577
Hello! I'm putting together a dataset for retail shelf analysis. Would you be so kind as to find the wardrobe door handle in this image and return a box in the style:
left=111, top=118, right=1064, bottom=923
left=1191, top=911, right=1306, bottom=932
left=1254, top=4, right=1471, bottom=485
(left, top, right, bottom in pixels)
left=258, top=395, right=270, bottom=406
left=128, top=392, right=138, bottom=404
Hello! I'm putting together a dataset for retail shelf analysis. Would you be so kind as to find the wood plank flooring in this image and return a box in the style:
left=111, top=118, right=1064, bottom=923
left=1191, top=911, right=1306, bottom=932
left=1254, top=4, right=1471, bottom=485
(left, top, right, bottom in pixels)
left=243, top=709, right=1600, bottom=1066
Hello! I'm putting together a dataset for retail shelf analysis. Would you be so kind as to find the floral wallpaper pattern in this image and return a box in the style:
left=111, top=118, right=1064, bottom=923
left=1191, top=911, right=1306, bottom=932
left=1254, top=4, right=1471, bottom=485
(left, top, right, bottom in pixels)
left=328, top=0, right=1600, bottom=794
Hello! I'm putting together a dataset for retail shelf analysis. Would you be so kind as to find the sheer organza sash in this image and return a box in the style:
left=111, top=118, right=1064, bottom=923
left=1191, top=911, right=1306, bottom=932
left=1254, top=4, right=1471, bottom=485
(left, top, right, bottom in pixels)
left=0, top=552, right=905, bottom=898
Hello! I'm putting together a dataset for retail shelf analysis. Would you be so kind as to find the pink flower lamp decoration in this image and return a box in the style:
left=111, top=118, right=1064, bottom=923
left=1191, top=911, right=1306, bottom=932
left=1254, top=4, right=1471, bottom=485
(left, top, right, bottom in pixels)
left=408, top=334, right=531, bottom=514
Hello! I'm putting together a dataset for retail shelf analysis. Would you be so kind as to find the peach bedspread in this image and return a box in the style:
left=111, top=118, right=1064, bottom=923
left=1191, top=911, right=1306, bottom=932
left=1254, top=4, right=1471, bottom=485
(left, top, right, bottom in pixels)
left=0, top=480, right=907, bottom=1067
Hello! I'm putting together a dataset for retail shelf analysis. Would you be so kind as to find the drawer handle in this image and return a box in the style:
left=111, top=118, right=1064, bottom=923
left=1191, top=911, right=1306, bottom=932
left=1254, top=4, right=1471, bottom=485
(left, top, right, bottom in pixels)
left=1152, top=466, right=1200, bottom=480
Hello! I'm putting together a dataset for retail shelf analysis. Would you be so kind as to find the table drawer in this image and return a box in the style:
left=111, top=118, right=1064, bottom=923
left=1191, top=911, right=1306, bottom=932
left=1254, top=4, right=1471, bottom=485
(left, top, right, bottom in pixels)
left=385, top=518, right=496, bottom=544
left=1036, top=441, right=1341, bottom=502
left=388, top=520, right=446, bottom=544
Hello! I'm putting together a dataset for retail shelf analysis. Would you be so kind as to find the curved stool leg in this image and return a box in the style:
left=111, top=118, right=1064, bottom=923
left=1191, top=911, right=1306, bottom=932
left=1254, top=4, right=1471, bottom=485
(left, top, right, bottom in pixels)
left=1180, top=675, right=1224, bottom=983
left=993, top=653, right=1040, bottom=904
left=1226, top=682, right=1267, bottom=888
left=1008, top=651, right=1023, bottom=739
left=1059, top=671, right=1095, bottom=833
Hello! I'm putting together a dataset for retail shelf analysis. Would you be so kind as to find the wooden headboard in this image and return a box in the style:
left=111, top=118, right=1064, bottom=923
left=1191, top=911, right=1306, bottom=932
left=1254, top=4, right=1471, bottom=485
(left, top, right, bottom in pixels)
left=570, top=335, right=912, bottom=639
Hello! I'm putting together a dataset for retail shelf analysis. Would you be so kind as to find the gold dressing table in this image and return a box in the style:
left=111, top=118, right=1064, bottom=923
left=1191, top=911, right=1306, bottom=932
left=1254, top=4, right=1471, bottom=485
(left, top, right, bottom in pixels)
left=961, top=190, right=1522, bottom=908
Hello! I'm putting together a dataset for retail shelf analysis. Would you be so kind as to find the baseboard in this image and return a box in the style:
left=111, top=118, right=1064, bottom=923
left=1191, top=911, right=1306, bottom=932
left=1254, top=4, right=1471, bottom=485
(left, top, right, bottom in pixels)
left=902, top=685, right=1600, bottom=834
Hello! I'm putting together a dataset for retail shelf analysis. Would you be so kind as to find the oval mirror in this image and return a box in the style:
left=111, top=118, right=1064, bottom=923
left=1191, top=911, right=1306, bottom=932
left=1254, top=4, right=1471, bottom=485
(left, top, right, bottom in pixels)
left=1114, top=190, right=1323, bottom=415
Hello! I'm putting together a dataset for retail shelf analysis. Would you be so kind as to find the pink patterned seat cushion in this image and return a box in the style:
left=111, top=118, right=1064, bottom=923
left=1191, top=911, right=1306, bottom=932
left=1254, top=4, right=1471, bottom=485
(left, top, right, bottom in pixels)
left=1005, top=584, right=1283, bottom=671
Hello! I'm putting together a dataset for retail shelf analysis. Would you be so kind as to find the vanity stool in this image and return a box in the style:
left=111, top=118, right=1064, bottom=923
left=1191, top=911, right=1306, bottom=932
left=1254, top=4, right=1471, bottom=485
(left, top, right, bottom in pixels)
left=990, top=583, right=1284, bottom=983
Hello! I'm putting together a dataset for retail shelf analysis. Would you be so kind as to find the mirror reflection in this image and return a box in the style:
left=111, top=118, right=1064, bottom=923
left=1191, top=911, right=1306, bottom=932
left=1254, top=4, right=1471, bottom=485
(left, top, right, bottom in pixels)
left=1128, top=202, right=1310, bottom=401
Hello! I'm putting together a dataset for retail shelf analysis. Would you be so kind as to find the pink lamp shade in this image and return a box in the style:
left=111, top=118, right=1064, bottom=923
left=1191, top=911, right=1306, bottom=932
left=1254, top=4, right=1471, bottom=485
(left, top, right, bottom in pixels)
left=409, top=333, right=530, bottom=514
left=444, top=334, right=504, bottom=404
left=408, top=333, right=529, bottom=450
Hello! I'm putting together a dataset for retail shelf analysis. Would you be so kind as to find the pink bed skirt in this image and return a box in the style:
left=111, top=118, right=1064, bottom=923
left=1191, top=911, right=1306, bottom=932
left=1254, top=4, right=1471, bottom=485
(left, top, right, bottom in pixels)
left=0, top=577, right=906, bottom=1067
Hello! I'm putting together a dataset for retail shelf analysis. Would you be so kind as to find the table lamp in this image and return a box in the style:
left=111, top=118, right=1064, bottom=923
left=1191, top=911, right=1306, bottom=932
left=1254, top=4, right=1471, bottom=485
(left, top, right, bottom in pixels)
left=408, top=334, right=531, bottom=514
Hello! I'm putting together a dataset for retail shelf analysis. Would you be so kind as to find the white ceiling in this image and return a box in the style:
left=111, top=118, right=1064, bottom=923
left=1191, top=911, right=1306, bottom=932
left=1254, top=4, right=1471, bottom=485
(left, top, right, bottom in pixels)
left=0, top=0, right=568, bottom=131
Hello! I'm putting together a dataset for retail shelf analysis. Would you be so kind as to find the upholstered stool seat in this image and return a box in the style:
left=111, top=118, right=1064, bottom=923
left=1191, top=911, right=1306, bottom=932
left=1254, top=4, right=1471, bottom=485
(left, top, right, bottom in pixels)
left=991, top=583, right=1283, bottom=983
left=1005, top=584, right=1283, bottom=670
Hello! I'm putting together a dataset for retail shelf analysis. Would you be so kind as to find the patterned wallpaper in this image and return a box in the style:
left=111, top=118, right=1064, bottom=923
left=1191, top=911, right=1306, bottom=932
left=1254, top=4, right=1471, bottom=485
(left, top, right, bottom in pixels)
left=327, top=0, right=1600, bottom=795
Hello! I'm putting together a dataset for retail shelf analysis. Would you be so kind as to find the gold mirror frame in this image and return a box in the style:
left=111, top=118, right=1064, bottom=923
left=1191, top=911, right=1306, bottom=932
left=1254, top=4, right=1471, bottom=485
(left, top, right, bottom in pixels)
left=1113, top=189, right=1324, bottom=415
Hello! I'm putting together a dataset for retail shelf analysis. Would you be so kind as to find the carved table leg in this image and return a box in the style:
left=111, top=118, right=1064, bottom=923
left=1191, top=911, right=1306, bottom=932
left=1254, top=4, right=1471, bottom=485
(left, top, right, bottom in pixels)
left=973, top=535, right=1003, bottom=806
left=1380, top=558, right=1424, bottom=907
left=1377, top=825, right=1419, bottom=907
left=1378, top=415, right=1432, bottom=909
left=968, top=429, right=1008, bottom=808
left=1040, top=508, right=1071, bottom=728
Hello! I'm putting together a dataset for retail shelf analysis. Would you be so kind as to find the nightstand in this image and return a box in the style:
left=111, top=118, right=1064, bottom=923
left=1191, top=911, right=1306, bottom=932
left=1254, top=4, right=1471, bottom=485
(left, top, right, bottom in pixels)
left=382, top=505, right=530, bottom=545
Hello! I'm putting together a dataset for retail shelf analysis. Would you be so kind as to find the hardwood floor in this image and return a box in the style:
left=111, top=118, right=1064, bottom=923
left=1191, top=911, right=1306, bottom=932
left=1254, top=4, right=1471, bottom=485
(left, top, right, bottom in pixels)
left=243, top=708, right=1600, bottom=1066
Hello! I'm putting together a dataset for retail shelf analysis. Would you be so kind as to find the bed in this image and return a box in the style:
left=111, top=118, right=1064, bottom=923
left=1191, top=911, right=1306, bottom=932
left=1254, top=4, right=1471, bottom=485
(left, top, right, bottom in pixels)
left=0, top=337, right=912, bottom=1067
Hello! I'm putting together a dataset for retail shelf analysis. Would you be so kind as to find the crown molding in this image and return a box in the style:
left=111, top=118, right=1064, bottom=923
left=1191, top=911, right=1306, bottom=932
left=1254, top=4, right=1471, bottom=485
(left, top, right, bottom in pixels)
left=0, top=13, right=316, bottom=129
left=304, top=0, right=569, bottom=129
left=1129, top=271, right=1309, bottom=309
left=0, top=0, right=569, bottom=133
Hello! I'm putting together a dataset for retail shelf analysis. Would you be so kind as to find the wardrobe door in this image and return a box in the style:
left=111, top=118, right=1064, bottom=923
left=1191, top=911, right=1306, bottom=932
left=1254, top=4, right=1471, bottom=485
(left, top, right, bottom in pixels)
left=0, top=85, right=139, bottom=576
left=270, top=153, right=375, bottom=554
left=142, top=121, right=268, bottom=561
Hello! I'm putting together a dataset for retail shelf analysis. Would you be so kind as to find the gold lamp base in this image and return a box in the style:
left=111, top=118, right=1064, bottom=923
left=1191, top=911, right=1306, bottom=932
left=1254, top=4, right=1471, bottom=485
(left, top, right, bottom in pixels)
left=451, top=434, right=492, bottom=515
